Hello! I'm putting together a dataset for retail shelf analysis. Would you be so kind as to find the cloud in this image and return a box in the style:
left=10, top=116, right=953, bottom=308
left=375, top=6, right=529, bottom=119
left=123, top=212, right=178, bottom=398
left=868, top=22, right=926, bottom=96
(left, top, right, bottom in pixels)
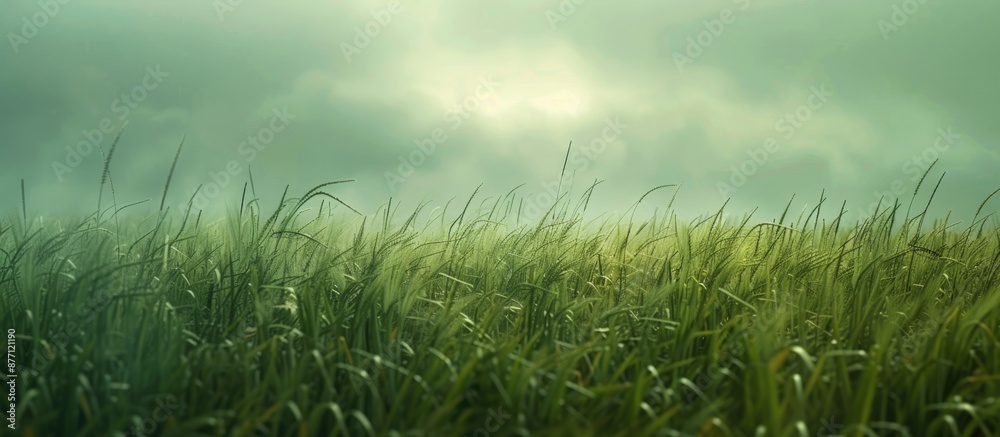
left=1, top=0, right=998, bottom=222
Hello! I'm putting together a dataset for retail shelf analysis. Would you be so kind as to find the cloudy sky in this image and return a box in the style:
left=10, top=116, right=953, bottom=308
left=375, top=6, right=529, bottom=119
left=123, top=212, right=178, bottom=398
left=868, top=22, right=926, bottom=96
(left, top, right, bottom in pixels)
left=2, top=0, right=998, bottom=225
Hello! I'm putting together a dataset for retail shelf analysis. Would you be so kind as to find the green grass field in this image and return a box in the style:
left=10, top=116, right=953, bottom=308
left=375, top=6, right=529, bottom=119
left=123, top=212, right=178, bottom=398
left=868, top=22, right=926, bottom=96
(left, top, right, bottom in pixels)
left=3, top=153, right=1000, bottom=436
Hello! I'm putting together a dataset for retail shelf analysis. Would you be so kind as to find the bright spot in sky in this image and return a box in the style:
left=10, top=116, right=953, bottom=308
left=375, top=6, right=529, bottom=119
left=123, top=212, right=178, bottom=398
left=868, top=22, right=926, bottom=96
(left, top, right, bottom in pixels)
left=406, top=47, right=594, bottom=121
left=476, top=73, right=590, bottom=119
left=529, top=90, right=584, bottom=116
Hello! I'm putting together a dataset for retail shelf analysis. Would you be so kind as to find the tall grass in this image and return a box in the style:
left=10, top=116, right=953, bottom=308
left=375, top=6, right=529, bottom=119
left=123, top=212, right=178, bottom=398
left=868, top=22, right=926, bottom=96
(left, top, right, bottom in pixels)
left=2, top=156, right=1000, bottom=436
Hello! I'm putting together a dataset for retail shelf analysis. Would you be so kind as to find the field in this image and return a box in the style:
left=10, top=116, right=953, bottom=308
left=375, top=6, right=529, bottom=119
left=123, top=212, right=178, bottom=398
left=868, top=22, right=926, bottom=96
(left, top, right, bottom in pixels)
left=3, top=158, right=1000, bottom=436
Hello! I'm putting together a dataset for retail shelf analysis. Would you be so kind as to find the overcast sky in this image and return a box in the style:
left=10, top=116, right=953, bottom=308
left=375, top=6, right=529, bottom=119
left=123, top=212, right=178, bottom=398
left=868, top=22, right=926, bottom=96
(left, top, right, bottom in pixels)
left=2, top=0, right=998, bottom=226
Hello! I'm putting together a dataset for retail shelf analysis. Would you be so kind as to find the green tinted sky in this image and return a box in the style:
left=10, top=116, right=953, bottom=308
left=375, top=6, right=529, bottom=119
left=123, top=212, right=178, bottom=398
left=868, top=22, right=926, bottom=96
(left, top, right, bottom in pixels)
left=2, top=0, right=998, bottom=224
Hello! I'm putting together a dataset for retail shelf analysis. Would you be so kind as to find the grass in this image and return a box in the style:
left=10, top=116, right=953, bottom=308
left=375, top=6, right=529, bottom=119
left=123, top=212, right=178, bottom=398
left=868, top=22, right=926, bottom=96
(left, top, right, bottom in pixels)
left=2, top=154, right=1000, bottom=437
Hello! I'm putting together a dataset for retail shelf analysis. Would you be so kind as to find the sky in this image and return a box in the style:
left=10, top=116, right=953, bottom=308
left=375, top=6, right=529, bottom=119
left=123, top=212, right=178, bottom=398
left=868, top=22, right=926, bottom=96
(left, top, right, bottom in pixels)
left=1, top=0, right=998, bottom=226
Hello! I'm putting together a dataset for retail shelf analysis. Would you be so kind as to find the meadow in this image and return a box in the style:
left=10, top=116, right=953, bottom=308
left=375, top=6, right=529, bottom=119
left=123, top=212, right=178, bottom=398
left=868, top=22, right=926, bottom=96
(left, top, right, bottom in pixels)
left=2, top=143, right=1000, bottom=436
